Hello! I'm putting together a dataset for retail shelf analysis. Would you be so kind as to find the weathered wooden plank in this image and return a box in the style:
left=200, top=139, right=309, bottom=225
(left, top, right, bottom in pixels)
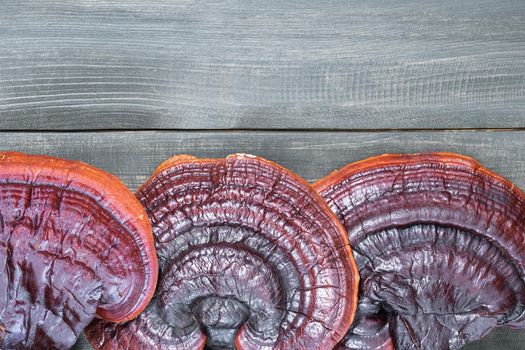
left=1, top=0, right=524, bottom=129
left=0, top=130, right=523, bottom=190
left=0, top=129, right=521, bottom=349
left=73, top=326, right=525, bottom=350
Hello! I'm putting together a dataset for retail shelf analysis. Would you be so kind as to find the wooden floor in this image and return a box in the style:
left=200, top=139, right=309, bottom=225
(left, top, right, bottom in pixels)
left=1, top=1, right=524, bottom=349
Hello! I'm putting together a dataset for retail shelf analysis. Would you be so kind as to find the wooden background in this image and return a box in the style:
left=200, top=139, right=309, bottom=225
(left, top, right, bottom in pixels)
left=1, top=1, right=524, bottom=349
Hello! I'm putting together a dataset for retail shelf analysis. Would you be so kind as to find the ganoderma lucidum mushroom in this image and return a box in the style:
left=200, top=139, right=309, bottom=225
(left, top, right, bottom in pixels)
left=0, top=152, right=158, bottom=349
left=313, top=153, right=525, bottom=350
left=86, top=154, right=359, bottom=350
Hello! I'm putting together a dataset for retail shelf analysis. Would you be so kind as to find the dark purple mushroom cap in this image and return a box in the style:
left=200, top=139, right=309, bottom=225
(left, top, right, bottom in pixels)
left=314, top=153, right=525, bottom=350
left=86, top=154, right=359, bottom=350
left=0, top=152, right=158, bottom=350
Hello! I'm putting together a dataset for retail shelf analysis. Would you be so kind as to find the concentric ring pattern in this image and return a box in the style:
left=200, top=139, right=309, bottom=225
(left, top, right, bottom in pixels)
left=87, top=154, right=359, bottom=350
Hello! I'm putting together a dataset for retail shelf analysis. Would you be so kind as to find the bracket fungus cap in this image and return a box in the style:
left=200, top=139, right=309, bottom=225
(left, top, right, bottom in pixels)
left=87, top=154, right=359, bottom=350
left=0, top=152, right=158, bottom=349
left=314, top=152, right=525, bottom=350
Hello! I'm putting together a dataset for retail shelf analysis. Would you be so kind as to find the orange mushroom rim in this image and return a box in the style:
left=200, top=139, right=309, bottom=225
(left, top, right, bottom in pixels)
left=313, top=152, right=525, bottom=201
left=0, top=151, right=158, bottom=323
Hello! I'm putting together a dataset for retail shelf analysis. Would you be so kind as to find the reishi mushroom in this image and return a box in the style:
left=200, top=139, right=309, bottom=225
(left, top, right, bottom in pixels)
left=86, top=154, right=359, bottom=350
left=313, top=153, right=525, bottom=350
left=0, top=152, right=158, bottom=349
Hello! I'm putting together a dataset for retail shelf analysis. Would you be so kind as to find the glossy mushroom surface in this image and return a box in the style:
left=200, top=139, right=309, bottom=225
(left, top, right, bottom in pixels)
left=86, top=154, right=359, bottom=350
left=0, top=152, right=157, bottom=349
left=314, top=153, right=525, bottom=350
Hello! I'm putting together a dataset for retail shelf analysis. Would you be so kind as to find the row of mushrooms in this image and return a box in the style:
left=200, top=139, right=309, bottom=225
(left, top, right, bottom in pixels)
left=0, top=151, right=524, bottom=350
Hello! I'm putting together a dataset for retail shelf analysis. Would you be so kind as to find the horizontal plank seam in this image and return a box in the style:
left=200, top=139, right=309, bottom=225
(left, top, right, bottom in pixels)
left=0, top=128, right=524, bottom=133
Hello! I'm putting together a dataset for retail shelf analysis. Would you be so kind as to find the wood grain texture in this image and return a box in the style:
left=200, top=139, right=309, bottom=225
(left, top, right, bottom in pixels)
left=0, top=130, right=522, bottom=190
left=72, top=326, right=525, bottom=350
left=2, top=1, right=524, bottom=349
left=1, top=0, right=524, bottom=129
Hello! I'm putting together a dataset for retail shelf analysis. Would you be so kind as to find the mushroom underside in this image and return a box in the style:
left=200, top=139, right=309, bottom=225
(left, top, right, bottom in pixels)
left=338, top=223, right=525, bottom=350
left=315, top=153, right=525, bottom=350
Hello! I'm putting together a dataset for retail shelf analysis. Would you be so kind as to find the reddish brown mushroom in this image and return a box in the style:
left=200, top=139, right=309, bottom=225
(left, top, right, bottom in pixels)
left=86, top=154, right=359, bottom=350
left=0, top=152, right=158, bottom=349
left=313, top=153, right=525, bottom=350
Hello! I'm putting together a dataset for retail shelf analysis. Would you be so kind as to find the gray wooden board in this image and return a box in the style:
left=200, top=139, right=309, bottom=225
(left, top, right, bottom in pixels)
left=73, top=327, right=525, bottom=350
left=0, top=129, right=521, bottom=348
left=1, top=0, right=524, bottom=130
left=0, top=130, right=523, bottom=190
